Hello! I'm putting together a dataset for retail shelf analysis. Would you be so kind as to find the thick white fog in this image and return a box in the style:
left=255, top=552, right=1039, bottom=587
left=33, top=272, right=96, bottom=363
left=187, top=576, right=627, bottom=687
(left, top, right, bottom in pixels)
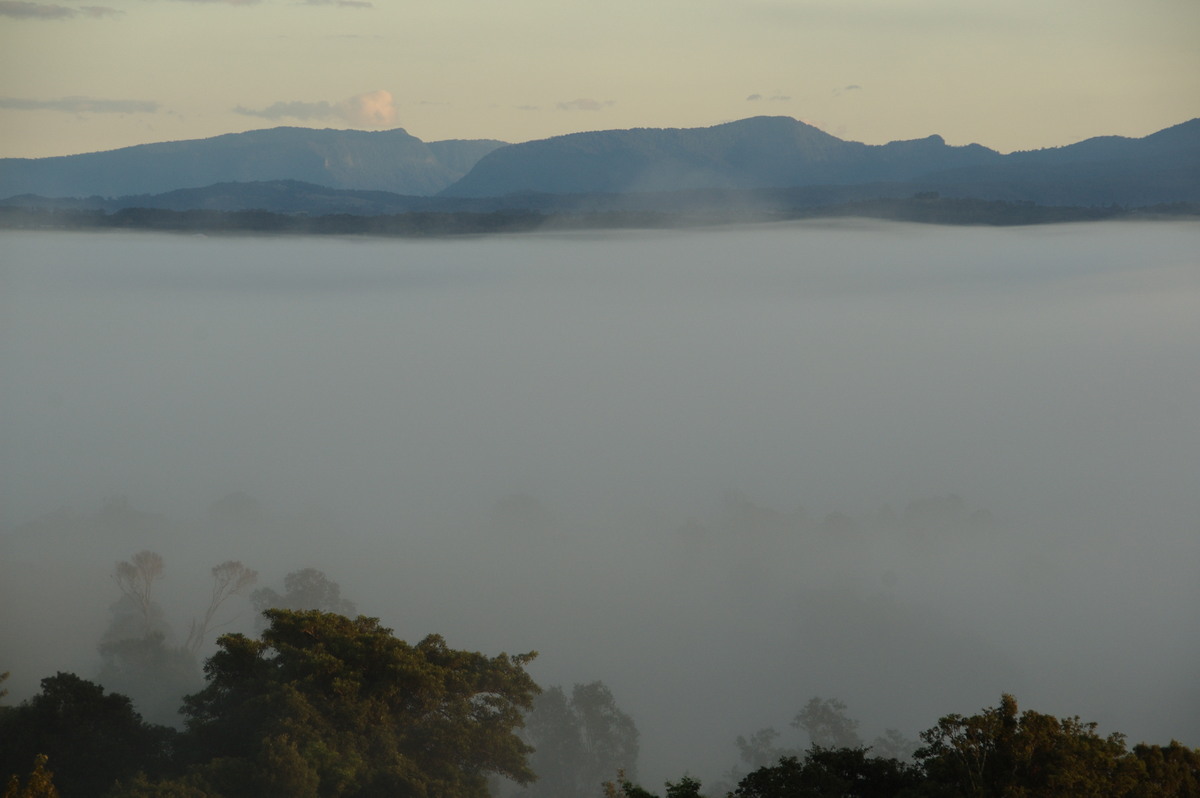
left=2, top=221, right=1198, bottom=784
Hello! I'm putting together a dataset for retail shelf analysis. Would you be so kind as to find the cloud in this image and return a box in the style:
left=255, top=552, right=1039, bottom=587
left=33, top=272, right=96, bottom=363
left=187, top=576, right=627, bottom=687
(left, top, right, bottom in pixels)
left=234, top=99, right=336, bottom=121
left=234, top=90, right=398, bottom=127
left=172, top=0, right=262, bottom=5
left=746, top=94, right=763, bottom=101
left=79, top=5, right=121, bottom=16
left=339, top=89, right=396, bottom=126
left=554, top=98, right=615, bottom=112
left=747, top=93, right=790, bottom=102
left=832, top=84, right=863, bottom=97
left=0, top=96, right=158, bottom=113
left=302, top=0, right=372, bottom=7
left=0, top=1, right=78, bottom=18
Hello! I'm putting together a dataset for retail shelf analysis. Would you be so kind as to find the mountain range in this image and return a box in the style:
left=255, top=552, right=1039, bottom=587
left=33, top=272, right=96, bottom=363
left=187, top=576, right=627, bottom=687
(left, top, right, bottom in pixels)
left=2, top=116, right=1198, bottom=214
left=0, top=127, right=506, bottom=198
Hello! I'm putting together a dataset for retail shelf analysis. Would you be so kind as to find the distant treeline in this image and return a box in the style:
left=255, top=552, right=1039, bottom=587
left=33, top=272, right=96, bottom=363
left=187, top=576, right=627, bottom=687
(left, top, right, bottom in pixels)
left=2, top=197, right=1197, bottom=237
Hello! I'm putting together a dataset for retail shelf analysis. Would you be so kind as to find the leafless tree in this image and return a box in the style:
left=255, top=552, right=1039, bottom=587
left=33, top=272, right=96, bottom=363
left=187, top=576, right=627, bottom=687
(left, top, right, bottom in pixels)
left=183, top=561, right=258, bottom=655
left=112, top=550, right=164, bottom=636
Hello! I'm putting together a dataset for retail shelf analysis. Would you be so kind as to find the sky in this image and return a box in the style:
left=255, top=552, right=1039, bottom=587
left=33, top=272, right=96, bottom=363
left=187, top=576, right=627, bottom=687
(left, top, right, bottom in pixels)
left=0, top=0, right=1198, bottom=158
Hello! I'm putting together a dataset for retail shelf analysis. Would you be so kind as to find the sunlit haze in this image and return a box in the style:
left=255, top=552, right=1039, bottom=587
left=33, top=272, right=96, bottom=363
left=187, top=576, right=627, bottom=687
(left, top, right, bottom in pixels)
left=1, top=0, right=1198, bottom=158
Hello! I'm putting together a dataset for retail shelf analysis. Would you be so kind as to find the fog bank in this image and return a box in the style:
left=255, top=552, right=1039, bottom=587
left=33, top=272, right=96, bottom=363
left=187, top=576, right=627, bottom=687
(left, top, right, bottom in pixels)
left=2, top=221, right=1198, bottom=783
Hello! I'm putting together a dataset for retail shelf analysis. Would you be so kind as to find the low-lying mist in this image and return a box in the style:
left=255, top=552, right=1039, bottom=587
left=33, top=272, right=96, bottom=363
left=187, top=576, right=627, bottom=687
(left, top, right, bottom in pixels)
left=2, top=220, right=1198, bottom=784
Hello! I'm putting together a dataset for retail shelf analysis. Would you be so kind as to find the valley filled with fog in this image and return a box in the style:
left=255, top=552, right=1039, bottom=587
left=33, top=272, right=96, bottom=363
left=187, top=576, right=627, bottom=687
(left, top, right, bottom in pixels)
left=2, top=221, right=1198, bottom=785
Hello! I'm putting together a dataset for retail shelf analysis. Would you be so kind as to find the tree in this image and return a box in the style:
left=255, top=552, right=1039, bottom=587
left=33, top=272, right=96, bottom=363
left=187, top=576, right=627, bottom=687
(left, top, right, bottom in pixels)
left=521, top=681, right=640, bottom=798
left=1129, top=741, right=1200, bottom=797
left=730, top=696, right=899, bottom=790
left=250, top=568, right=357, bottom=625
left=870, top=728, right=918, bottom=762
left=97, top=634, right=201, bottom=729
left=575, top=682, right=641, bottom=788
left=111, top=551, right=167, bottom=639
left=99, top=553, right=257, bottom=726
left=521, top=686, right=587, bottom=798
left=182, top=560, right=258, bottom=656
left=914, top=693, right=1140, bottom=797
left=2, top=755, right=60, bottom=798
left=602, top=772, right=702, bottom=798
left=730, top=748, right=922, bottom=798
left=0, top=673, right=173, bottom=798
left=168, top=609, right=539, bottom=798
left=792, top=698, right=863, bottom=750
left=736, top=728, right=794, bottom=771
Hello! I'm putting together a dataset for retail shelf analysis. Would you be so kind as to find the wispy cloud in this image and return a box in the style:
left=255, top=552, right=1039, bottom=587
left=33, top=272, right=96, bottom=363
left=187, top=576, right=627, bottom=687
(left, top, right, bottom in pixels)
left=234, top=90, right=398, bottom=127
left=746, top=93, right=790, bottom=102
left=301, top=0, right=372, bottom=7
left=555, top=98, right=614, bottom=112
left=234, top=99, right=337, bottom=121
left=0, top=96, right=158, bottom=113
left=0, top=1, right=104, bottom=18
left=0, top=0, right=370, bottom=17
left=172, top=0, right=373, bottom=5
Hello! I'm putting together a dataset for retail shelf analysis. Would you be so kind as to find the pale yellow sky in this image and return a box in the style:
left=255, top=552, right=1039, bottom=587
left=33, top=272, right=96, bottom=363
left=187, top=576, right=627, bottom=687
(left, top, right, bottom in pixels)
left=1, top=0, right=1197, bottom=158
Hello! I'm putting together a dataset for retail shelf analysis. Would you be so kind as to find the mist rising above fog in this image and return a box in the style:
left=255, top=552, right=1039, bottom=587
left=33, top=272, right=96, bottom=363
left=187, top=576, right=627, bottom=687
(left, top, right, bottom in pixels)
left=2, top=221, right=1198, bottom=784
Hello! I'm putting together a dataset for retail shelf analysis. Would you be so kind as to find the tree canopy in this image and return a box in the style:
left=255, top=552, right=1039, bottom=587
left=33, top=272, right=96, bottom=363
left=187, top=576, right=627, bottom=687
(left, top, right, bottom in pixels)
left=0, top=673, right=173, bottom=798
left=164, top=609, right=539, bottom=798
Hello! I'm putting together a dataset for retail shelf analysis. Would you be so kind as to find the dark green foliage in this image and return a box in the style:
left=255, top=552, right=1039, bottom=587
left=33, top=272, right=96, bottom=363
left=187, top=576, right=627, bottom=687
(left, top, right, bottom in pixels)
left=731, top=749, right=922, bottom=798
left=913, top=694, right=1142, bottom=797
left=1129, top=741, right=1200, bottom=797
left=164, top=609, right=539, bottom=798
left=602, top=773, right=693, bottom=798
left=0, top=673, right=174, bottom=798
left=724, top=695, right=1200, bottom=798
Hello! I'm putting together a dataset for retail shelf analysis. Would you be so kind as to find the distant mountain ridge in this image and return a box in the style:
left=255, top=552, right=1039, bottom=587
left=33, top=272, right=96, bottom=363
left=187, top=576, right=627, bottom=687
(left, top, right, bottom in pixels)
left=440, top=116, right=1006, bottom=196
left=441, top=116, right=1200, bottom=204
left=0, top=127, right=507, bottom=198
left=1, top=116, right=1197, bottom=209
